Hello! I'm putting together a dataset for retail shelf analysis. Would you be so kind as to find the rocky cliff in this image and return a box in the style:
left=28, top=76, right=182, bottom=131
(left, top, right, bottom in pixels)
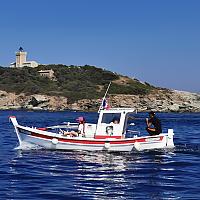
left=1, top=89, right=200, bottom=112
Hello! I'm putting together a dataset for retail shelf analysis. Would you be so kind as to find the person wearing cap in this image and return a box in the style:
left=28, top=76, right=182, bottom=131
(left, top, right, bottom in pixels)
left=146, top=111, right=162, bottom=136
left=62, top=116, right=85, bottom=137
left=76, top=116, right=85, bottom=135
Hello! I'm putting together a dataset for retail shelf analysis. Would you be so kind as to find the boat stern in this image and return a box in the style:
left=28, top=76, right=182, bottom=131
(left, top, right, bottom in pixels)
left=134, top=129, right=175, bottom=151
left=166, top=129, right=175, bottom=148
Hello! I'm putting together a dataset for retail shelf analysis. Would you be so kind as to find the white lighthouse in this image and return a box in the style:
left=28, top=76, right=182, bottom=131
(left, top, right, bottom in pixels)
left=10, top=47, right=39, bottom=68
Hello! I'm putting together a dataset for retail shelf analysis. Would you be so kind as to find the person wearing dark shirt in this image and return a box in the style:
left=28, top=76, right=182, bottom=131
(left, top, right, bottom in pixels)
left=146, top=111, right=162, bottom=136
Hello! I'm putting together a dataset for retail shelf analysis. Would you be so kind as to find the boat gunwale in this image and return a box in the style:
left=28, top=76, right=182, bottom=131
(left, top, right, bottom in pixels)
left=16, top=124, right=166, bottom=143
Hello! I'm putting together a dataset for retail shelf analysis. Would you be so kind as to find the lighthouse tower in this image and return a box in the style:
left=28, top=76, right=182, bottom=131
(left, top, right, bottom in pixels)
left=10, top=47, right=39, bottom=68
left=15, top=47, right=27, bottom=68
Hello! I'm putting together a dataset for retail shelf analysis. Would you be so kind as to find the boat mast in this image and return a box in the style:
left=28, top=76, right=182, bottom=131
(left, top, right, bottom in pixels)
left=98, top=82, right=111, bottom=113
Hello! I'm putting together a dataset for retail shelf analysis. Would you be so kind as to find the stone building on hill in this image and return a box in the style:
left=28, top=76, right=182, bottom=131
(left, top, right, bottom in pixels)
left=10, top=47, right=39, bottom=68
left=38, top=69, right=56, bottom=80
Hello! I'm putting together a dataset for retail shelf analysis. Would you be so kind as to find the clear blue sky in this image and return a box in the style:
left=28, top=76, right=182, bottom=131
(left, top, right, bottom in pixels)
left=1, top=0, right=200, bottom=92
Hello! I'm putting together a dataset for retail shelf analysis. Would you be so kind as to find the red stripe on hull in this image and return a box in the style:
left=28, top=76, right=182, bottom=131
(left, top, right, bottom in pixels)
left=30, top=131, right=164, bottom=145
left=95, top=135, right=122, bottom=139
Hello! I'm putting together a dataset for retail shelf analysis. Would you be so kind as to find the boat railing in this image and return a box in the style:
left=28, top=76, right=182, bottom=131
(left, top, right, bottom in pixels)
left=47, top=122, right=79, bottom=129
left=126, top=130, right=141, bottom=137
left=101, top=108, right=135, bottom=112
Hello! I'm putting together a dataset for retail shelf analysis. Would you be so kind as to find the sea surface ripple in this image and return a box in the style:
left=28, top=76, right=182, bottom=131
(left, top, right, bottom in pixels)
left=0, top=111, right=200, bottom=200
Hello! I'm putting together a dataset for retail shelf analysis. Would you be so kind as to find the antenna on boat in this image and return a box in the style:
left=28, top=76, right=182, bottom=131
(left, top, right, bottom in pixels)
left=98, top=82, right=111, bottom=113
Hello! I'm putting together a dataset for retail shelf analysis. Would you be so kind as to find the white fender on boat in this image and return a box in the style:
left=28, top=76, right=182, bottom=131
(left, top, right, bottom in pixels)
left=134, top=142, right=141, bottom=151
left=104, top=142, right=110, bottom=149
left=52, top=138, right=58, bottom=145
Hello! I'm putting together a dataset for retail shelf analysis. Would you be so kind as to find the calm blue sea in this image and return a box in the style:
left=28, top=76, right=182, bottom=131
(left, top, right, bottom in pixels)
left=0, top=111, right=200, bottom=200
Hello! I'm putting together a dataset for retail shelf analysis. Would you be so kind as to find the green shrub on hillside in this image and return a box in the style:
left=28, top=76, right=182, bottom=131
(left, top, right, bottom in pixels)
left=0, top=65, right=154, bottom=102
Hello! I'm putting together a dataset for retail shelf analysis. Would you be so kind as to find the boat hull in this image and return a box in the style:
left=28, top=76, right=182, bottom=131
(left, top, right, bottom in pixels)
left=10, top=116, right=175, bottom=152
left=16, top=127, right=135, bottom=151
left=15, top=127, right=174, bottom=152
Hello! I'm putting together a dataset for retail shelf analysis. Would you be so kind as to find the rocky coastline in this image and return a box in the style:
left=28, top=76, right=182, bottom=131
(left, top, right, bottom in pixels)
left=0, top=89, right=200, bottom=112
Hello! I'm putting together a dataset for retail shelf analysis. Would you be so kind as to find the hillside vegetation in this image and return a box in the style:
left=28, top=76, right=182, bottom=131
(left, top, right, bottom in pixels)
left=0, top=65, right=154, bottom=102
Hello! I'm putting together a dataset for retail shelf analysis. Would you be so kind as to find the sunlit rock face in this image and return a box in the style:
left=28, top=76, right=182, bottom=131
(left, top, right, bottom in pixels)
left=0, top=89, right=200, bottom=112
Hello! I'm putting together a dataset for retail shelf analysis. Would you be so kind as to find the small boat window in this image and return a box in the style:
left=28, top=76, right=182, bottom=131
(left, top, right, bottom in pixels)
left=101, top=113, right=121, bottom=124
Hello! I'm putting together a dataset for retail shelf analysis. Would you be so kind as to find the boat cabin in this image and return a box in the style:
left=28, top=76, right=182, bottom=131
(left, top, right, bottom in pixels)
left=91, top=108, right=135, bottom=139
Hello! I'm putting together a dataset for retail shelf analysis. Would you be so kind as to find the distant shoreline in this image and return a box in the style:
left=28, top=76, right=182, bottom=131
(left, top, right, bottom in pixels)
left=0, top=65, right=200, bottom=113
left=1, top=108, right=200, bottom=114
left=1, top=89, right=200, bottom=113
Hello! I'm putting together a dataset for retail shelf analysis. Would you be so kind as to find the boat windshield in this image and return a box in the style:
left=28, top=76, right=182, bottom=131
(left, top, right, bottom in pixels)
left=101, top=113, right=121, bottom=124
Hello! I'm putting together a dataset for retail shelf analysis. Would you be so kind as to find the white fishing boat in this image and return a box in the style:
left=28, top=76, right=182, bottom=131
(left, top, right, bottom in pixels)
left=10, top=107, right=175, bottom=152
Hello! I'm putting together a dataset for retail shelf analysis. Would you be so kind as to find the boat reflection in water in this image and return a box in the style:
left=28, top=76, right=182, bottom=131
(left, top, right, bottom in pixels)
left=7, top=142, right=180, bottom=200
left=61, top=150, right=178, bottom=199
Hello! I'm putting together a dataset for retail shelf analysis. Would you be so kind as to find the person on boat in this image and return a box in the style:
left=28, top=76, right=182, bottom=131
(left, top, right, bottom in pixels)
left=62, top=116, right=85, bottom=137
left=146, top=111, right=162, bottom=136
left=76, top=116, right=85, bottom=135
left=110, top=116, right=120, bottom=124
